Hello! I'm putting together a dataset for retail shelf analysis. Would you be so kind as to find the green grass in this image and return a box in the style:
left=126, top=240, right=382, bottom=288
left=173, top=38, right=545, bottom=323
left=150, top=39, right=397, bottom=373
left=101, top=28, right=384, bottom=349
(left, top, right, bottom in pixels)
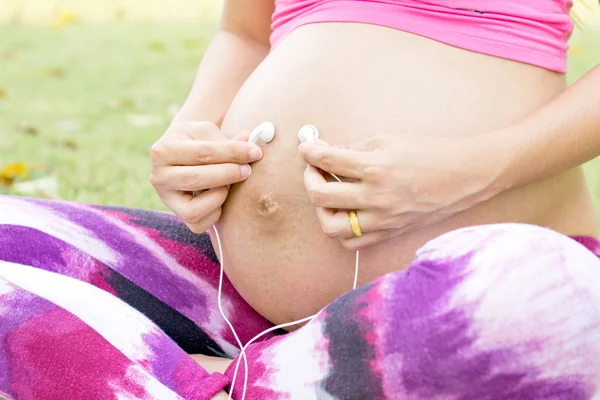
left=0, top=9, right=599, bottom=212
left=0, top=19, right=218, bottom=209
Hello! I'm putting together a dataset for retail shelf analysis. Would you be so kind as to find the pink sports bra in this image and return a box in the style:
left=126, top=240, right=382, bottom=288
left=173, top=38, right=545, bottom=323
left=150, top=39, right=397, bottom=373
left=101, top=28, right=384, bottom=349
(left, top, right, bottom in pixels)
left=271, top=0, right=574, bottom=73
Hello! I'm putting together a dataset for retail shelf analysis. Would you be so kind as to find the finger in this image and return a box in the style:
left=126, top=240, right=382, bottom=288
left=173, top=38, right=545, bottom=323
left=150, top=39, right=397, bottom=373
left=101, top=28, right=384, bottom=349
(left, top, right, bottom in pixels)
left=185, top=208, right=223, bottom=234
left=168, top=121, right=224, bottom=141
left=162, top=163, right=251, bottom=191
left=161, top=187, right=228, bottom=225
left=340, top=230, right=394, bottom=251
left=316, top=207, right=381, bottom=239
left=299, top=142, right=372, bottom=179
left=304, top=165, right=369, bottom=209
left=346, top=138, right=383, bottom=152
left=152, top=139, right=262, bottom=166
left=232, top=130, right=251, bottom=142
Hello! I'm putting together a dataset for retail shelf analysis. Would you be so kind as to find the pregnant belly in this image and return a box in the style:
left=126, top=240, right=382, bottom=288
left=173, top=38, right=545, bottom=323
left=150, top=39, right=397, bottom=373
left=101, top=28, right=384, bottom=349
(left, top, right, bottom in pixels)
left=213, top=23, right=597, bottom=326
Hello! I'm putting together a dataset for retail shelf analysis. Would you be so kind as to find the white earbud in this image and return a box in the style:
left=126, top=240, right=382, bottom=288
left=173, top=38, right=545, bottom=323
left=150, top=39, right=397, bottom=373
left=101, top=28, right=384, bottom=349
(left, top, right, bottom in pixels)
left=249, top=122, right=275, bottom=144
left=298, top=124, right=320, bottom=143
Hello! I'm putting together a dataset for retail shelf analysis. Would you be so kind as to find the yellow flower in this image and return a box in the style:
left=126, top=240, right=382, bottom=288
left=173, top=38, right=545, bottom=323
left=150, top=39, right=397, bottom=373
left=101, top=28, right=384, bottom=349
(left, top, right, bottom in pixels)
left=0, top=163, right=30, bottom=186
left=568, top=44, right=586, bottom=58
left=50, top=11, right=79, bottom=29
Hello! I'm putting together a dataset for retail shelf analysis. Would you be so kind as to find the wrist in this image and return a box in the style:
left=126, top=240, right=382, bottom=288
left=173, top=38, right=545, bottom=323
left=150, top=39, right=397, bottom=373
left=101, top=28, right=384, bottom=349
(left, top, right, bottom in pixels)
left=468, top=130, right=516, bottom=202
left=171, top=106, right=224, bottom=127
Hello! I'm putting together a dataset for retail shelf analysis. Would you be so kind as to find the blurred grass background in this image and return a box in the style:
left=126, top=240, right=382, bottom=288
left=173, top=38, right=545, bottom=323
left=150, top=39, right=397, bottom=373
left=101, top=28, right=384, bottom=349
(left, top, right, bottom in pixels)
left=1, top=1, right=599, bottom=214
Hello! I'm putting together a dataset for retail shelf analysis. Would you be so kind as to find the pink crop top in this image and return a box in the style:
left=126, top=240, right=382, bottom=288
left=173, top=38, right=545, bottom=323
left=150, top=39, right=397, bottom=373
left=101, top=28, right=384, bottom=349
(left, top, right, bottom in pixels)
left=271, top=0, right=574, bottom=73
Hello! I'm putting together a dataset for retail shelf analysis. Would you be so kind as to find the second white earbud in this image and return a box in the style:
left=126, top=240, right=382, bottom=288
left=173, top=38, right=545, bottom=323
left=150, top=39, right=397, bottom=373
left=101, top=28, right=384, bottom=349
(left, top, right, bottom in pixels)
left=249, top=122, right=275, bottom=144
left=298, top=125, right=320, bottom=144
left=298, top=124, right=342, bottom=183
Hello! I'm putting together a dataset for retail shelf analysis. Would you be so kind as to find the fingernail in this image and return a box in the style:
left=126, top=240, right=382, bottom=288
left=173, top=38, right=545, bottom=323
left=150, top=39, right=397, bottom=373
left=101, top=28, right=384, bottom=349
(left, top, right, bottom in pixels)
left=240, top=164, right=251, bottom=178
left=249, top=147, right=262, bottom=161
left=298, top=143, right=307, bottom=152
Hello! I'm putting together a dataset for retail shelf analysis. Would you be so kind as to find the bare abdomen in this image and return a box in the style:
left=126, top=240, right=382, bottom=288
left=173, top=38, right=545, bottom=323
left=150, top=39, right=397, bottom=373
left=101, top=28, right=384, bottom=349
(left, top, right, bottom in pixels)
left=213, top=23, right=598, bottom=326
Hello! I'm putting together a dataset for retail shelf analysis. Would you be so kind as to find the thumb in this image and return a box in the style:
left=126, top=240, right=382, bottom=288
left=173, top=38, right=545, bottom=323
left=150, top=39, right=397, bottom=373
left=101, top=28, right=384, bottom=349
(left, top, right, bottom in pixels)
left=231, top=130, right=251, bottom=142
left=345, top=137, right=380, bottom=152
left=316, top=139, right=371, bottom=151
left=174, top=121, right=226, bottom=141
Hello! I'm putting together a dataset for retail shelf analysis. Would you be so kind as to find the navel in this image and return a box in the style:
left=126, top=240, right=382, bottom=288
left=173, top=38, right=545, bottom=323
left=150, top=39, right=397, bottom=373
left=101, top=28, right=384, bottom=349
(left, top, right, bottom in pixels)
left=258, top=193, right=281, bottom=216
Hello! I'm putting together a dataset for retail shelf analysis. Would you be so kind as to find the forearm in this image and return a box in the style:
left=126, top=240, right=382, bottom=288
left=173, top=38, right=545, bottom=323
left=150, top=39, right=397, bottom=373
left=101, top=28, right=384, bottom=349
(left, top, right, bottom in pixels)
left=174, top=29, right=269, bottom=125
left=489, top=64, right=600, bottom=191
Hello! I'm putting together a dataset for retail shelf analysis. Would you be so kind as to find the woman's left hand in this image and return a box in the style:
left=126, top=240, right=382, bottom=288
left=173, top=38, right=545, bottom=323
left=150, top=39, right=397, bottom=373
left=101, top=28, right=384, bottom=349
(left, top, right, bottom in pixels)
left=298, top=133, right=507, bottom=250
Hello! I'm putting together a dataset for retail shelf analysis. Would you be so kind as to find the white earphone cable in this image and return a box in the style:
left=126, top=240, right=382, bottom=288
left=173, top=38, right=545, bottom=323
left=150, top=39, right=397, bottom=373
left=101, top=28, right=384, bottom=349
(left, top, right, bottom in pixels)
left=214, top=221, right=359, bottom=400
left=211, top=225, right=249, bottom=399
left=213, top=123, right=359, bottom=400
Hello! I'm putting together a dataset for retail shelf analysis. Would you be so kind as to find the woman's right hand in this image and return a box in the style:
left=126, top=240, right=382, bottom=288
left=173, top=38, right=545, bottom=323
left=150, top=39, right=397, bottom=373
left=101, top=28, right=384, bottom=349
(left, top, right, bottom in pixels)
left=150, top=120, right=263, bottom=233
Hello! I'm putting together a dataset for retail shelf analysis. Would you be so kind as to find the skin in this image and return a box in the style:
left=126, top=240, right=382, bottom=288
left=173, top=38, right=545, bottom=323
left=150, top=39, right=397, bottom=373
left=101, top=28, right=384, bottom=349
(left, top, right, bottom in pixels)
left=149, top=0, right=600, bottom=382
left=150, top=125, right=261, bottom=233
left=298, top=63, right=600, bottom=249
left=150, top=0, right=274, bottom=234
left=188, top=355, right=232, bottom=399
left=215, top=23, right=598, bottom=326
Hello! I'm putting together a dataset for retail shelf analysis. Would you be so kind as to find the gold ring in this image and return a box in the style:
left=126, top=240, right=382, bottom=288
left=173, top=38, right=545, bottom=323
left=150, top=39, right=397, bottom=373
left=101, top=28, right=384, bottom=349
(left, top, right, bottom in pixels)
left=348, top=210, right=362, bottom=237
